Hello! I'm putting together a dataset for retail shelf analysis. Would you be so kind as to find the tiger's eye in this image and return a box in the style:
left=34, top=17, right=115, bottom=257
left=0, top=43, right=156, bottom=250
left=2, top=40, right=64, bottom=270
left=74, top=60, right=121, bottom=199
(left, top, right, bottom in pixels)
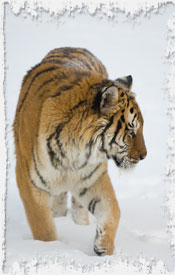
left=130, top=131, right=136, bottom=138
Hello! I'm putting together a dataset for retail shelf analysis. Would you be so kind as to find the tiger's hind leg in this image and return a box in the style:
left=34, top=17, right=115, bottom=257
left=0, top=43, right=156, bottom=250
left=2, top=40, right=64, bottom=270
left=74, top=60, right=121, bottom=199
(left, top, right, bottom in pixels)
left=51, top=192, right=68, bottom=217
left=71, top=196, right=89, bottom=225
left=16, top=161, right=58, bottom=241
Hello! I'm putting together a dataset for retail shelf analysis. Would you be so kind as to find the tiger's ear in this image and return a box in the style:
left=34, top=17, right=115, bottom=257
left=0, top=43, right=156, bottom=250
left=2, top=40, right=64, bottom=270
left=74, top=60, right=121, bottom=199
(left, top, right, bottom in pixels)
left=115, top=75, right=133, bottom=90
left=100, top=86, right=119, bottom=114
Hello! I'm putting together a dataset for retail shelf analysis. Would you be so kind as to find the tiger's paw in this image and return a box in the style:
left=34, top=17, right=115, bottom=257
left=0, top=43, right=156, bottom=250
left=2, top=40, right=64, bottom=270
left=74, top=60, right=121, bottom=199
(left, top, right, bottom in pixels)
left=94, top=245, right=107, bottom=256
left=94, top=234, right=114, bottom=256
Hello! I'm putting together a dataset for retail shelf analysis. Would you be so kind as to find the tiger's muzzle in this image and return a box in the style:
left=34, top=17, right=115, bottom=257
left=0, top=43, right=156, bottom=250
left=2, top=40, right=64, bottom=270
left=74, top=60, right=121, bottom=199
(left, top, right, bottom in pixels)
left=113, top=156, right=141, bottom=169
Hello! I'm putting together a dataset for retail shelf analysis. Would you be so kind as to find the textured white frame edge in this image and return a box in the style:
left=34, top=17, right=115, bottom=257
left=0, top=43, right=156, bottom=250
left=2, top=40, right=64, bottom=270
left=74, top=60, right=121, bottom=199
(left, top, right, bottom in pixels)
left=1, top=0, right=175, bottom=274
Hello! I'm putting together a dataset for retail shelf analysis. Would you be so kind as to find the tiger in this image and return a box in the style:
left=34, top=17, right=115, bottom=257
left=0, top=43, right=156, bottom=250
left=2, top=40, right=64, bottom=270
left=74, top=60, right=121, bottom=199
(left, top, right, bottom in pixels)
left=13, top=47, right=147, bottom=256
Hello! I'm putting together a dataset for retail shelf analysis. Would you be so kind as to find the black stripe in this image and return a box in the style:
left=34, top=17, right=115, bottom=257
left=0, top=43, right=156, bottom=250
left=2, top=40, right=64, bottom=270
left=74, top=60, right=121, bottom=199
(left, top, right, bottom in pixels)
left=37, top=72, right=67, bottom=97
left=80, top=50, right=98, bottom=69
left=88, top=198, right=100, bottom=214
left=47, top=141, right=64, bottom=168
left=113, top=141, right=125, bottom=149
left=113, top=156, right=123, bottom=167
left=32, top=149, right=47, bottom=186
left=110, top=120, right=122, bottom=147
left=103, top=115, right=115, bottom=132
left=56, top=139, right=65, bottom=158
left=48, top=47, right=86, bottom=57
left=92, top=199, right=100, bottom=214
left=55, top=123, right=67, bottom=158
left=42, top=59, right=73, bottom=67
left=125, top=125, right=129, bottom=131
left=92, top=90, right=102, bottom=113
left=128, top=122, right=133, bottom=128
left=79, top=188, right=88, bottom=196
left=88, top=199, right=94, bottom=212
left=132, top=114, right=137, bottom=125
left=36, top=77, right=61, bottom=99
left=71, top=100, right=87, bottom=111
left=44, top=54, right=66, bottom=60
left=43, top=58, right=92, bottom=71
left=79, top=108, right=89, bottom=128
left=26, top=162, right=49, bottom=192
left=47, top=125, right=65, bottom=161
left=26, top=162, right=36, bottom=187
left=47, top=118, right=72, bottom=168
left=92, top=85, right=111, bottom=113
left=117, top=150, right=127, bottom=154
left=127, top=98, right=130, bottom=107
left=121, top=115, right=125, bottom=123
left=78, top=140, right=93, bottom=169
left=81, top=164, right=101, bottom=181
left=22, top=63, right=41, bottom=86
left=38, top=78, right=56, bottom=94
left=50, top=84, right=74, bottom=98
left=18, top=67, right=58, bottom=113
left=74, top=56, right=92, bottom=71
left=100, top=115, right=114, bottom=158
left=78, top=50, right=104, bottom=74
left=122, top=133, right=126, bottom=142
left=45, top=48, right=87, bottom=60
left=49, top=71, right=89, bottom=99
left=85, top=51, right=106, bottom=75
left=47, top=132, right=63, bottom=168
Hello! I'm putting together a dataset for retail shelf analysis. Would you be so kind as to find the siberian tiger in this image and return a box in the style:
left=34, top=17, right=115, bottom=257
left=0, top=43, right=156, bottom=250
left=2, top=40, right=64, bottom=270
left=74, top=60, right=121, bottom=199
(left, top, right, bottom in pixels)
left=13, top=47, right=147, bottom=256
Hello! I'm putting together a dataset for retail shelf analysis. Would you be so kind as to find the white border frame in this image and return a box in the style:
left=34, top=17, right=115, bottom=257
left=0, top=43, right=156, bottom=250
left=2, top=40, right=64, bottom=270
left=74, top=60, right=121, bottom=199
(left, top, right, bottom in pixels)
left=1, top=0, right=175, bottom=274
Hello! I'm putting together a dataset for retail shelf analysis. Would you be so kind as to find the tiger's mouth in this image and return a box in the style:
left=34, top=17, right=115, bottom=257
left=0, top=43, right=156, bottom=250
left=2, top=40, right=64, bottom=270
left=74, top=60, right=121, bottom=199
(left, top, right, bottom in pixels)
left=113, top=156, right=139, bottom=169
left=113, top=156, right=123, bottom=167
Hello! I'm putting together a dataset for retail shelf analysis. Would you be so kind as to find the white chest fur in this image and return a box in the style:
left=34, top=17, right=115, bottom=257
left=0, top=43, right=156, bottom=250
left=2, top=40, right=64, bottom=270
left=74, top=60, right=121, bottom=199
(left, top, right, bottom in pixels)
left=30, top=135, right=106, bottom=195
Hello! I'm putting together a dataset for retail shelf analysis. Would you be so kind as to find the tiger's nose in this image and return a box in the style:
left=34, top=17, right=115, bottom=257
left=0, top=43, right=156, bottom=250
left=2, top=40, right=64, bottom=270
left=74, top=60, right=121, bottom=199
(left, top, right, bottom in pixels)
left=140, top=152, right=147, bottom=160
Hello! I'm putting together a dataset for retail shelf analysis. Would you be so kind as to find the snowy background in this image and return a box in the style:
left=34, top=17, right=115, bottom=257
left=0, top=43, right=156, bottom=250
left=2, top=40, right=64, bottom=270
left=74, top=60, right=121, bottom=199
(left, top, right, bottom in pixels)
left=4, top=3, right=175, bottom=273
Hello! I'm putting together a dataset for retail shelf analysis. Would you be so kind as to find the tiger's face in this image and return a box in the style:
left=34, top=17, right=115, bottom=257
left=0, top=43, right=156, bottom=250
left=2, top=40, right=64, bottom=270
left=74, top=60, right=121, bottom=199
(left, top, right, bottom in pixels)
left=110, top=98, right=146, bottom=169
left=95, top=75, right=147, bottom=169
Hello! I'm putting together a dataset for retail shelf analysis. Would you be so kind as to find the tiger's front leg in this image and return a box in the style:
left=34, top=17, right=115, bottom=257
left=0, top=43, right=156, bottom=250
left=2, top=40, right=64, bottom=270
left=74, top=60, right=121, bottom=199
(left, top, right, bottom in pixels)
left=73, top=170, right=120, bottom=256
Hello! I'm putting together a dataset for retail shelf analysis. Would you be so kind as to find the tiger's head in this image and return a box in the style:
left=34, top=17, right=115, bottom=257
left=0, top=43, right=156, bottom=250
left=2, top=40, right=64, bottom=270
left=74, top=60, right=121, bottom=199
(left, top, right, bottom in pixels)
left=93, top=75, right=147, bottom=169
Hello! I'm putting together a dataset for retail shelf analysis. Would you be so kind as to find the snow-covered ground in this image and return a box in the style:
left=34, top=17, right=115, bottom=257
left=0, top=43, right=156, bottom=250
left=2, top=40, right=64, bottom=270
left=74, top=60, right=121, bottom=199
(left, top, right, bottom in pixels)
left=4, top=4, right=175, bottom=274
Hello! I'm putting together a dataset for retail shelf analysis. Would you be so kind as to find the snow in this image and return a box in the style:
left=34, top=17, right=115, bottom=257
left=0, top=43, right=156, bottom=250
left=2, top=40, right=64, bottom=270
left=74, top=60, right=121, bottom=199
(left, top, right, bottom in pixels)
left=3, top=3, right=175, bottom=274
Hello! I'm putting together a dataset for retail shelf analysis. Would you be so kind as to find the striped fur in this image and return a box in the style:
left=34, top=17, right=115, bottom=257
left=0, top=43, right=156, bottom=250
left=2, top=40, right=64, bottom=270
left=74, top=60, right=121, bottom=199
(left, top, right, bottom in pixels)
left=13, top=47, right=147, bottom=255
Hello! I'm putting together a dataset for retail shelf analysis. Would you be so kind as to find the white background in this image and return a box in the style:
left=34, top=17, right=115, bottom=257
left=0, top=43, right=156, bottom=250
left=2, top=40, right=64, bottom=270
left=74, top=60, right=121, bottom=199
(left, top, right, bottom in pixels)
left=4, top=3, right=175, bottom=273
